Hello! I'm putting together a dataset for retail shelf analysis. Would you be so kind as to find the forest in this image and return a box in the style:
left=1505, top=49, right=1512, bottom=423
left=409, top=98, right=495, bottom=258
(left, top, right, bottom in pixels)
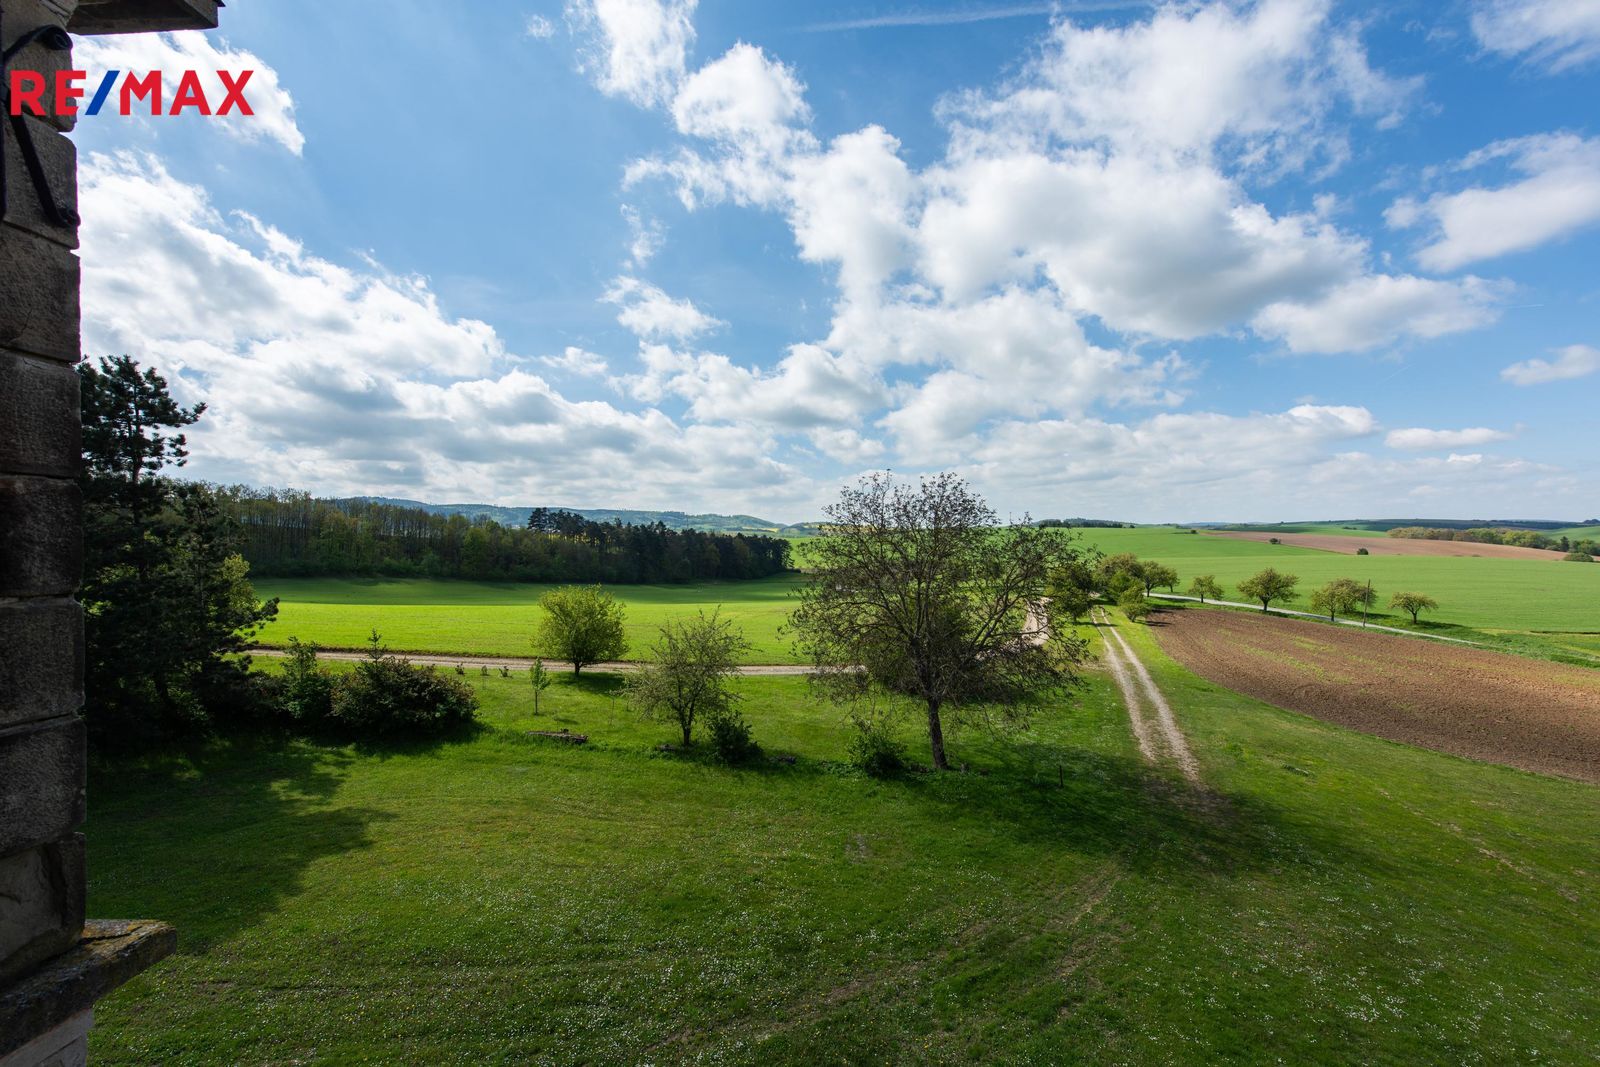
left=215, top=487, right=793, bottom=583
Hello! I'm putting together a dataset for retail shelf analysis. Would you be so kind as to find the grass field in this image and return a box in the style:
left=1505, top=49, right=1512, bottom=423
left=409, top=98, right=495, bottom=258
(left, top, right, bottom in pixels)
left=255, top=526, right=1600, bottom=664
left=87, top=620, right=1600, bottom=1063
left=254, top=575, right=807, bottom=663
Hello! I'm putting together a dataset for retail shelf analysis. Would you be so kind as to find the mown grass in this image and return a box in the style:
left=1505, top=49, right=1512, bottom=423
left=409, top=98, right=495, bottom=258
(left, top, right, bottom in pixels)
left=254, top=574, right=807, bottom=663
left=87, top=640, right=1599, bottom=1064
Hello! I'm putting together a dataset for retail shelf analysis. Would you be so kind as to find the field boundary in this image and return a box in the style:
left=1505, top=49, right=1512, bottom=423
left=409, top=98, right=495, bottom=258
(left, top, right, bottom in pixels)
left=248, top=647, right=812, bottom=675
left=1149, top=594, right=1481, bottom=645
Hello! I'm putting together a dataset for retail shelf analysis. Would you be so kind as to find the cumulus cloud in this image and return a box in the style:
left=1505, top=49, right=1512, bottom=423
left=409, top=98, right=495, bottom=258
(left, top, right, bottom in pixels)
left=603, top=276, right=723, bottom=340
left=1251, top=274, right=1502, bottom=353
left=566, top=0, right=696, bottom=107
left=1501, top=343, right=1600, bottom=385
left=76, top=151, right=811, bottom=511
left=1389, top=134, right=1600, bottom=270
left=1385, top=426, right=1515, bottom=450
left=73, top=31, right=303, bottom=154
left=1472, top=0, right=1600, bottom=72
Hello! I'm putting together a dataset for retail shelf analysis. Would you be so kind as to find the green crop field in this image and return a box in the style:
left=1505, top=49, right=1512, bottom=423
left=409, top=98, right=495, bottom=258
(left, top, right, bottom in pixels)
left=254, top=576, right=808, bottom=663
left=256, top=527, right=1599, bottom=664
left=86, top=621, right=1600, bottom=1063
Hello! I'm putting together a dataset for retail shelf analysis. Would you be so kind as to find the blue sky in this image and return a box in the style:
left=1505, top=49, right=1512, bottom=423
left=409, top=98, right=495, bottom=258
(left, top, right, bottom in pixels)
left=69, top=0, right=1600, bottom=522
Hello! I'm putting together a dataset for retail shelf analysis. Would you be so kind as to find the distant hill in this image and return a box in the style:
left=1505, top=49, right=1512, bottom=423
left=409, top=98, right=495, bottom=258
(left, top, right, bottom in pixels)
left=349, top=497, right=816, bottom=536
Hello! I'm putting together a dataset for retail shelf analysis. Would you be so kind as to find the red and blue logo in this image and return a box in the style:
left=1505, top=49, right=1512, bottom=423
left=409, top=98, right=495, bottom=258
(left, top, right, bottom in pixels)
left=7, top=68, right=254, bottom=117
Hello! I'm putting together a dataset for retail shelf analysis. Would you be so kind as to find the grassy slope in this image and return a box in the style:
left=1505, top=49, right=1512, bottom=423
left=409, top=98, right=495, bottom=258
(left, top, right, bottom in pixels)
left=254, top=575, right=806, bottom=663
left=88, top=638, right=1599, bottom=1064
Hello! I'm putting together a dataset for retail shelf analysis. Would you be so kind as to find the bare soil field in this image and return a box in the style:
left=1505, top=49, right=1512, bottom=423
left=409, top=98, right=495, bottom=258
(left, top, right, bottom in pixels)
left=1153, top=608, right=1600, bottom=783
left=1204, top=530, right=1565, bottom=560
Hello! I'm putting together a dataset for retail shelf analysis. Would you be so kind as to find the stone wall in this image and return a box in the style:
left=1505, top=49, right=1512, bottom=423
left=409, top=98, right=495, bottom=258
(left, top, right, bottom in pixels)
left=2, top=1, right=219, bottom=1060
left=1, top=0, right=90, bottom=989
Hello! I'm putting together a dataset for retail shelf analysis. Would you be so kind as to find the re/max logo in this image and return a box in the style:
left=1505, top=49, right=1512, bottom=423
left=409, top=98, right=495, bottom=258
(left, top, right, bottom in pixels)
left=6, top=69, right=254, bottom=117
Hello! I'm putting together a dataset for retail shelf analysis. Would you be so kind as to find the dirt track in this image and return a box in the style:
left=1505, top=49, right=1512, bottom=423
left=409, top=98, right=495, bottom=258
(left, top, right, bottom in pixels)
left=1204, top=530, right=1565, bottom=560
left=1152, top=609, right=1600, bottom=783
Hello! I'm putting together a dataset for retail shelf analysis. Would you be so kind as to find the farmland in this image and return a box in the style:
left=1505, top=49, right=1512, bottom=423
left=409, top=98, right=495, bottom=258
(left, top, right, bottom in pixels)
left=254, top=575, right=807, bottom=663
left=87, top=619, right=1600, bottom=1063
left=256, top=526, right=1600, bottom=665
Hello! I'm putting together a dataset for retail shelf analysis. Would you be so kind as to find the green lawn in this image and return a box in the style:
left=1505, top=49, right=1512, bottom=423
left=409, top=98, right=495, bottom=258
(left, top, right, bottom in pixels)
left=87, top=632, right=1599, bottom=1063
left=255, top=575, right=807, bottom=663
left=1075, top=526, right=1600, bottom=633
left=255, top=528, right=1600, bottom=664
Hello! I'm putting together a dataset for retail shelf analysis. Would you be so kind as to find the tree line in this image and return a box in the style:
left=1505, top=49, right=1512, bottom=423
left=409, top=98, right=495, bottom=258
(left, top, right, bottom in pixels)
left=214, top=488, right=793, bottom=583
left=1388, top=525, right=1599, bottom=556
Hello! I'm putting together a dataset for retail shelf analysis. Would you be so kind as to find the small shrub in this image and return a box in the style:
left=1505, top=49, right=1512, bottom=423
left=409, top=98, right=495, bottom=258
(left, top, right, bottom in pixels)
left=1564, top=551, right=1595, bottom=563
left=707, top=709, right=760, bottom=765
left=847, top=713, right=907, bottom=777
left=1356, top=547, right=1370, bottom=556
left=1117, top=586, right=1152, bottom=623
left=1269, top=537, right=1282, bottom=545
left=480, top=664, right=489, bottom=677
left=328, top=632, right=478, bottom=738
left=276, top=637, right=334, bottom=725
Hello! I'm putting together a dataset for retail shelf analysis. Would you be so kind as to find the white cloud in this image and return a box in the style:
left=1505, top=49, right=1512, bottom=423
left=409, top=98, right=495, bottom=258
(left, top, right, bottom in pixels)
left=566, top=0, right=696, bottom=107
left=540, top=346, right=609, bottom=377
left=620, top=205, right=664, bottom=266
left=1385, top=426, right=1515, bottom=450
left=1472, top=0, right=1600, bottom=73
left=72, top=31, right=303, bottom=154
left=943, top=0, right=1419, bottom=172
left=1389, top=134, right=1600, bottom=270
left=1501, top=343, right=1600, bottom=385
left=671, top=42, right=809, bottom=147
left=1251, top=274, right=1502, bottom=353
left=525, top=14, right=557, bottom=39
left=603, top=276, right=723, bottom=341
left=76, top=151, right=813, bottom=512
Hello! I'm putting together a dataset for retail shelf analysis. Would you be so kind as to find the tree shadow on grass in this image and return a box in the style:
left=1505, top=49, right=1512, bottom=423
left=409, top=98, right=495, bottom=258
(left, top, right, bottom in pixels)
left=87, top=735, right=392, bottom=955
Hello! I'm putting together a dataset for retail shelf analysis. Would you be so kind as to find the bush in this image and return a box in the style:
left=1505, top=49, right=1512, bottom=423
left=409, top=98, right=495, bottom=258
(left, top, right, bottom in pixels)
left=1565, top=552, right=1595, bottom=563
left=707, top=708, right=760, bottom=765
left=1356, top=547, right=1369, bottom=555
left=1269, top=537, right=1281, bottom=545
left=846, top=713, right=907, bottom=777
left=276, top=637, right=335, bottom=725
left=1117, top=586, right=1152, bottom=623
left=325, top=631, right=478, bottom=738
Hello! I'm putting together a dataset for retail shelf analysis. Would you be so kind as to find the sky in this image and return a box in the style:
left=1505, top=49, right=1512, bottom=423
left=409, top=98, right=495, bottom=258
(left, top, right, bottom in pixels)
left=68, top=0, right=1600, bottom=523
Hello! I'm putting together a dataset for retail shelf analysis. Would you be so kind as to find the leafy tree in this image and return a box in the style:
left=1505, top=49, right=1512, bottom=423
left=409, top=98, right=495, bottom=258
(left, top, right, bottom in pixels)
left=1309, top=578, right=1372, bottom=621
left=1093, top=553, right=1143, bottom=593
left=627, top=609, right=751, bottom=748
left=1238, top=568, right=1299, bottom=614
left=1048, top=557, right=1097, bottom=622
left=535, top=585, right=627, bottom=675
left=1389, top=591, right=1439, bottom=624
left=1117, top=585, right=1153, bottom=623
left=1140, top=562, right=1179, bottom=594
left=78, top=357, right=278, bottom=740
left=1188, top=575, right=1224, bottom=603
left=529, top=657, right=552, bottom=713
left=789, top=472, right=1088, bottom=771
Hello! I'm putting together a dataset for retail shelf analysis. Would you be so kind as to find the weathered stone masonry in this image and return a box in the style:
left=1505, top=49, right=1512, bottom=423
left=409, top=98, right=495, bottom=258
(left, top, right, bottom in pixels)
left=1, top=2, right=220, bottom=1063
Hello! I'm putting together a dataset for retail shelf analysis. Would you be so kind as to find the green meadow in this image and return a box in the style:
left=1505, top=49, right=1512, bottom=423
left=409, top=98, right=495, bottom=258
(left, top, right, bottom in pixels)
left=254, top=575, right=807, bottom=663
left=256, top=528, right=1599, bottom=663
left=87, top=617, right=1600, bottom=1063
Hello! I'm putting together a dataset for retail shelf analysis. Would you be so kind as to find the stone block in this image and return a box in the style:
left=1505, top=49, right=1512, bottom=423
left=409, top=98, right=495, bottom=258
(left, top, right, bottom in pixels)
left=0, top=353, right=80, bottom=477
left=0, top=836, right=85, bottom=987
left=71, top=0, right=221, bottom=34
left=0, top=598, right=83, bottom=729
left=2, top=114, right=79, bottom=247
left=0, top=476, right=81, bottom=596
left=1, top=0, right=77, bottom=133
left=0, top=227, right=80, bottom=362
left=0, top=717, right=86, bottom=859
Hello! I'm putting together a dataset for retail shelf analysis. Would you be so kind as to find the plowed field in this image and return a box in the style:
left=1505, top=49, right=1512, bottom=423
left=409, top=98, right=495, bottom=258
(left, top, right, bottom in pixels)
left=1154, top=608, right=1600, bottom=783
left=1204, top=530, right=1565, bottom=560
